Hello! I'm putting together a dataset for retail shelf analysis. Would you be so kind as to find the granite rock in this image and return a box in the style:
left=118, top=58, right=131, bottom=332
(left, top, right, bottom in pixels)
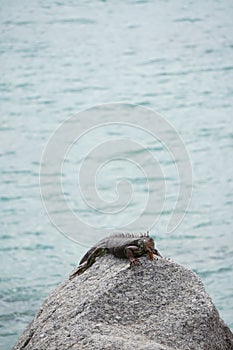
left=13, top=255, right=233, bottom=350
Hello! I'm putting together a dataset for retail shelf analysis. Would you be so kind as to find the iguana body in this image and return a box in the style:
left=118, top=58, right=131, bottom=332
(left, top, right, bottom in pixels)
left=69, top=233, right=162, bottom=279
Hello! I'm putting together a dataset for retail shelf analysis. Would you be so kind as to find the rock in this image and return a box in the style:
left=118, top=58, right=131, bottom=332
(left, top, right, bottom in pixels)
left=13, top=255, right=233, bottom=350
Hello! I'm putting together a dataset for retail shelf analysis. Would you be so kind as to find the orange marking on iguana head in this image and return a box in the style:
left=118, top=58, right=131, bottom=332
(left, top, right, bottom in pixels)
left=144, top=237, right=155, bottom=260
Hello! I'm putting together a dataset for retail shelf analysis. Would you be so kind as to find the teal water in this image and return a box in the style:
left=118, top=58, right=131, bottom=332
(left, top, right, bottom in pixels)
left=1, top=1, right=233, bottom=349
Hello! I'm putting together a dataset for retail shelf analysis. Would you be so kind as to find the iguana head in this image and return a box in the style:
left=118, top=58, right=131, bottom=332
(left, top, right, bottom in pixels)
left=139, top=236, right=155, bottom=260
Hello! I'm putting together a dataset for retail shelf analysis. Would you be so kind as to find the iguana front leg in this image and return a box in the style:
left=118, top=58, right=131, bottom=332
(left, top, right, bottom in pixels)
left=125, top=246, right=141, bottom=267
left=153, top=248, right=163, bottom=258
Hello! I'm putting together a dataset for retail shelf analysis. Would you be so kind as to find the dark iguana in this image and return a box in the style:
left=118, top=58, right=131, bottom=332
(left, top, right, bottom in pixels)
left=69, top=233, right=162, bottom=279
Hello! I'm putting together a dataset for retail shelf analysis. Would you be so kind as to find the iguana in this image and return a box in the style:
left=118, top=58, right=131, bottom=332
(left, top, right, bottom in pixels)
left=69, top=233, right=162, bottom=279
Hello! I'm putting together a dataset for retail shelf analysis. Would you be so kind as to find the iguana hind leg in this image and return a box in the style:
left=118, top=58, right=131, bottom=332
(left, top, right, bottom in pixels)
left=69, top=247, right=107, bottom=279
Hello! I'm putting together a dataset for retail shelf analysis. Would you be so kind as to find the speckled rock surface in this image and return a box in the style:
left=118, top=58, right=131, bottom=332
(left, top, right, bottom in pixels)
left=13, top=256, right=233, bottom=350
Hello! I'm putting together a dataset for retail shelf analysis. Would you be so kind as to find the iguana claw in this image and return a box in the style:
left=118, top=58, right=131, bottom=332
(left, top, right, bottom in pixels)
left=130, top=257, right=140, bottom=267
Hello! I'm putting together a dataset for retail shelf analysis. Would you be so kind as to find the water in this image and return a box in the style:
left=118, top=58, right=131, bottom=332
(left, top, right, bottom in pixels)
left=0, top=1, right=233, bottom=348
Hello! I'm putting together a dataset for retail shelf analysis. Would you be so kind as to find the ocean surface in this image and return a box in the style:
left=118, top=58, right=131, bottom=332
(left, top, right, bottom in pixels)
left=0, top=1, right=233, bottom=349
